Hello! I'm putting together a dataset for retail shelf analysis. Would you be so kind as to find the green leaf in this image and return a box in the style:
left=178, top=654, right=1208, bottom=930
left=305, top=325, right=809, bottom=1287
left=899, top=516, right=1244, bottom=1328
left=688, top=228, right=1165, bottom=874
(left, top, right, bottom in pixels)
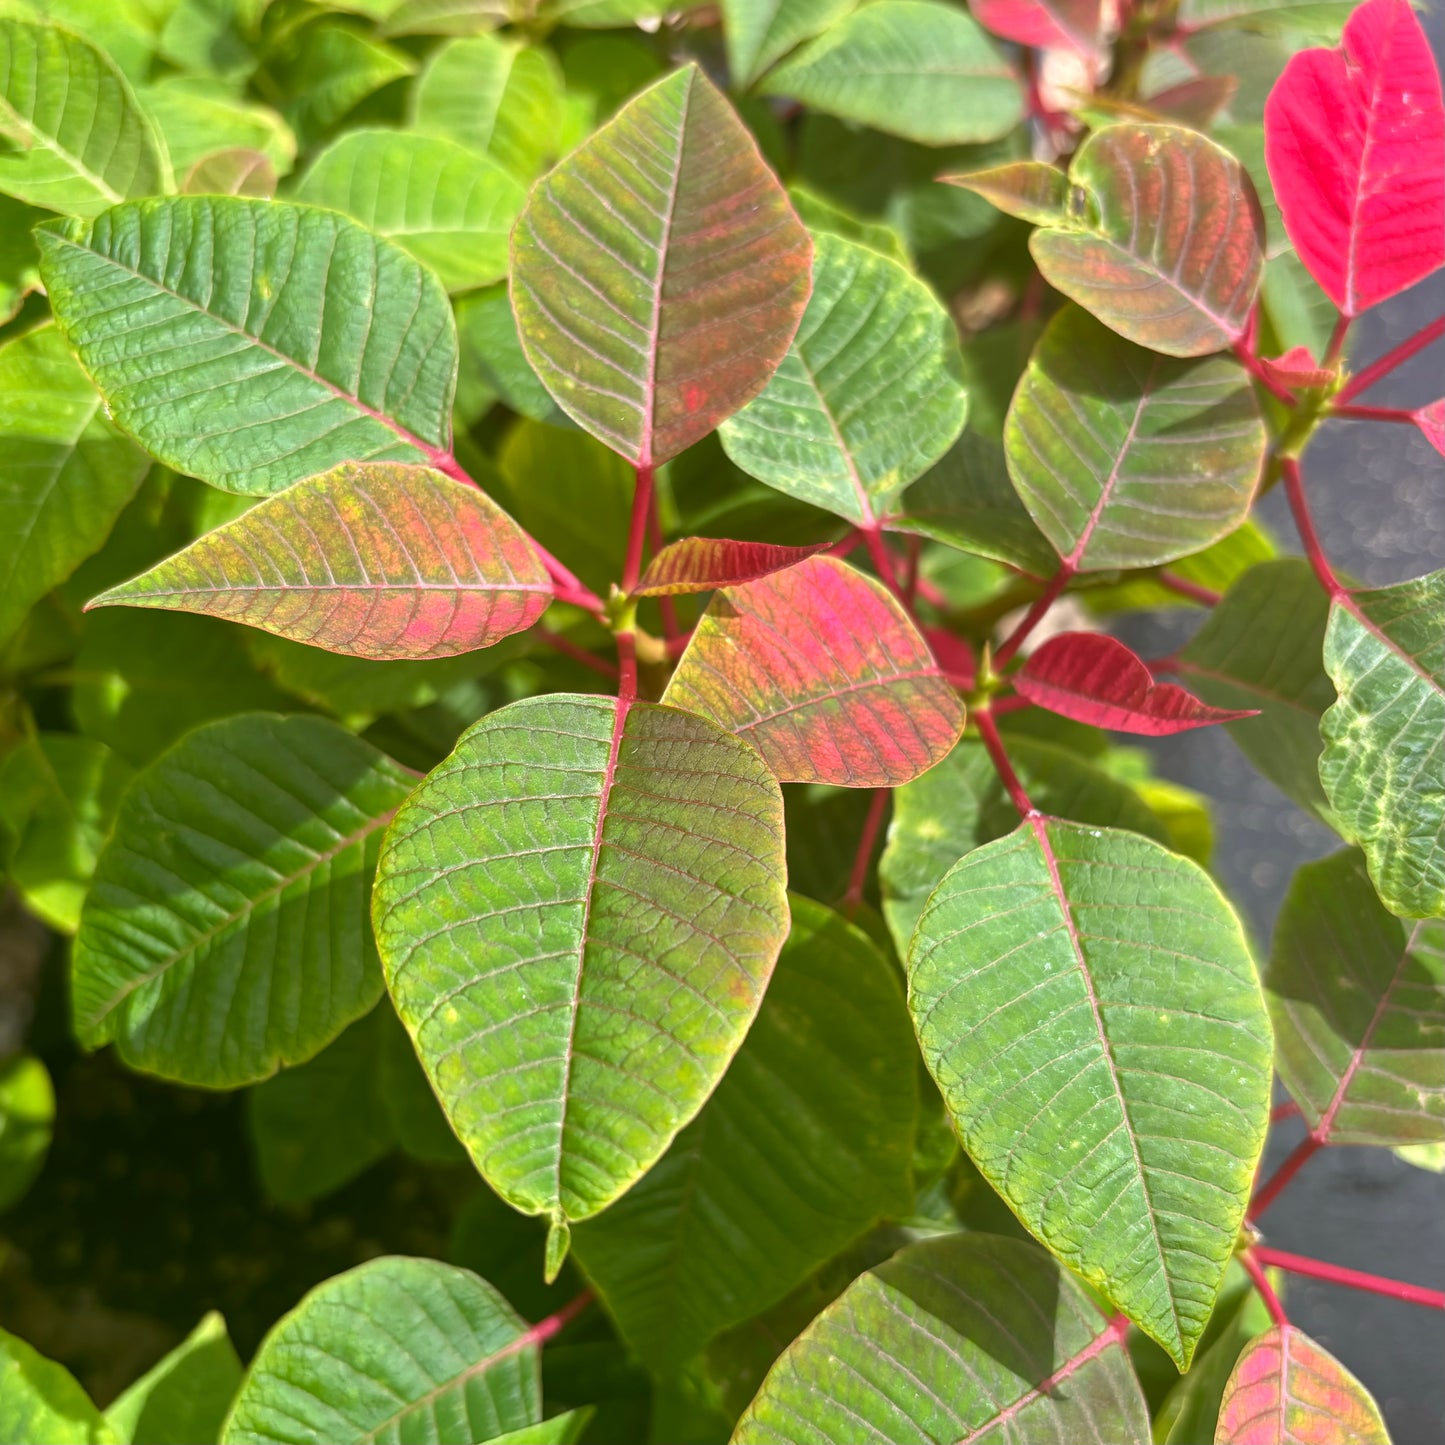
left=732, top=1233, right=1149, bottom=1444
left=0, top=19, right=166, bottom=215
left=0, top=192, right=43, bottom=323
left=1319, top=572, right=1445, bottom=919
left=760, top=1, right=1022, bottom=146
left=491, top=1413, right=592, bottom=1444
left=220, top=1257, right=542, bottom=1445
left=717, top=231, right=966, bottom=527
left=136, top=80, right=295, bottom=181
left=412, top=35, right=565, bottom=182
left=1004, top=305, right=1265, bottom=571
left=880, top=733, right=1170, bottom=956
left=381, top=0, right=511, bottom=37
left=38, top=197, right=458, bottom=496
left=277, top=22, right=415, bottom=147
left=456, top=286, right=568, bottom=427
left=0, top=1052, right=54, bottom=1213
left=1176, top=559, right=1335, bottom=821
left=1268, top=848, right=1443, bottom=1147
left=89, top=462, right=551, bottom=661
left=0, top=325, right=149, bottom=649
left=510, top=64, right=812, bottom=468
left=103, top=1313, right=242, bottom=1445
left=907, top=820, right=1272, bottom=1367
left=786, top=183, right=909, bottom=263
left=0, top=1327, right=108, bottom=1445
left=571, top=896, right=916, bottom=1369
left=722, top=0, right=857, bottom=90
left=297, top=130, right=525, bottom=294
left=12, top=0, right=159, bottom=83
left=72, top=713, right=415, bottom=1087
left=372, top=694, right=789, bottom=1241
left=1081, top=520, right=1276, bottom=616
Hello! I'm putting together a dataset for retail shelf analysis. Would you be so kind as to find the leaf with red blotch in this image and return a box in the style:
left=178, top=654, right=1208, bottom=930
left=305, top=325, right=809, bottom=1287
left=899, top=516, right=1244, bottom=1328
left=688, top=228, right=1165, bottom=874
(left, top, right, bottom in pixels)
left=87, top=462, right=552, bottom=661
left=663, top=555, right=964, bottom=787
left=632, top=538, right=831, bottom=598
left=1016, top=633, right=1260, bottom=736
left=1414, top=399, right=1444, bottom=456
left=1214, top=1324, right=1390, bottom=1443
left=1264, top=0, right=1445, bottom=317
left=510, top=64, right=812, bottom=469
left=970, top=0, right=1101, bottom=60
left=1259, top=346, right=1335, bottom=391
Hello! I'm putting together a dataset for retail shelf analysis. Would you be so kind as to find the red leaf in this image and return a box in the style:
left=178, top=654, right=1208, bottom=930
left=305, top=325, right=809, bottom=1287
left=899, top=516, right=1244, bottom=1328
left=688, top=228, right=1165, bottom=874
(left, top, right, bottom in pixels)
left=1264, top=0, right=1445, bottom=316
left=632, top=538, right=831, bottom=597
left=970, top=0, right=1102, bottom=60
left=1015, top=632, right=1259, bottom=735
left=1259, top=346, right=1335, bottom=391
left=1414, top=398, right=1445, bottom=456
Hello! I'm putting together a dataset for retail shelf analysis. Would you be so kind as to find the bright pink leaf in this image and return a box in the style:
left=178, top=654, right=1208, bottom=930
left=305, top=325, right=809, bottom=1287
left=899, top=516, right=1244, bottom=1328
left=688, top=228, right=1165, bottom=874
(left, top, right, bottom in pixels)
left=632, top=537, right=831, bottom=597
left=970, top=0, right=1102, bottom=60
left=1259, top=347, right=1335, bottom=391
left=1413, top=398, right=1445, bottom=456
left=1015, top=632, right=1259, bottom=735
left=1264, top=0, right=1445, bottom=317
left=662, top=555, right=965, bottom=787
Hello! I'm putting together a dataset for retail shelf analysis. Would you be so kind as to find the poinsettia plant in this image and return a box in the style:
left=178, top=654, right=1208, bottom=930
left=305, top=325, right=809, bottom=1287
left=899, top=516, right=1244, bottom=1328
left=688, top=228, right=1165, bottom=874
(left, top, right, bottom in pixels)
left=0, top=0, right=1441, bottom=1440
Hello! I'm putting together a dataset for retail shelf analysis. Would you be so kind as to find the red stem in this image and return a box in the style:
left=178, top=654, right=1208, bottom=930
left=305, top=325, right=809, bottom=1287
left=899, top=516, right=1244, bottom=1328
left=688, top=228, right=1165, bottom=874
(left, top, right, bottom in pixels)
left=622, top=464, right=655, bottom=595
left=914, top=573, right=951, bottom=610
left=1249, top=1135, right=1321, bottom=1221
left=989, top=693, right=1034, bottom=717
left=1324, top=314, right=1351, bottom=366
left=1252, top=1249, right=1445, bottom=1311
left=1328, top=403, right=1419, bottom=426
left=616, top=630, right=638, bottom=704
left=1336, top=316, right=1445, bottom=403
left=1240, top=1250, right=1291, bottom=1327
left=664, top=630, right=693, bottom=658
left=534, top=628, right=619, bottom=681
left=902, top=534, right=923, bottom=605
left=862, top=525, right=905, bottom=598
left=1271, top=1100, right=1302, bottom=1125
left=1233, top=340, right=1299, bottom=408
left=1157, top=570, right=1221, bottom=606
left=994, top=563, right=1074, bottom=669
left=827, top=530, right=863, bottom=560
left=1280, top=457, right=1346, bottom=600
left=526, top=1289, right=596, bottom=1346
left=975, top=709, right=1036, bottom=818
left=843, top=787, right=891, bottom=911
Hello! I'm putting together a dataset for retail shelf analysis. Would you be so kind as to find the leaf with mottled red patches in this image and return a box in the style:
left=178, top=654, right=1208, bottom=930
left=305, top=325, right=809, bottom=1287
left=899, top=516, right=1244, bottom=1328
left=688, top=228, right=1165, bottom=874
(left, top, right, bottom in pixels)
left=663, top=555, right=964, bottom=787
left=510, top=64, right=812, bottom=468
left=970, top=0, right=1102, bottom=60
left=1264, top=0, right=1445, bottom=317
left=88, top=463, right=551, bottom=661
left=1214, top=1324, right=1390, bottom=1444
left=1016, top=633, right=1260, bottom=735
left=632, top=538, right=830, bottom=597
left=943, top=160, right=1069, bottom=226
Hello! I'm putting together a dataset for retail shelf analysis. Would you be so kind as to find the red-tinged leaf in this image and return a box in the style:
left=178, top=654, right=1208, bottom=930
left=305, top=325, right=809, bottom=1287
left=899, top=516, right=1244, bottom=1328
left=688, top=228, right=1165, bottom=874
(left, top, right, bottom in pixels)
left=662, top=555, right=964, bottom=788
left=510, top=64, right=812, bottom=468
left=1264, top=0, right=1445, bottom=317
left=1142, top=75, right=1239, bottom=128
left=632, top=538, right=831, bottom=598
left=182, top=148, right=278, bottom=198
left=1259, top=346, right=1335, bottom=390
left=942, top=160, right=1069, bottom=226
left=1414, top=399, right=1444, bottom=456
left=970, top=0, right=1101, bottom=60
left=87, top=462, right=552, bottom=661
left=1215, top=1324, right=1390, bottom=1444
left=1016, top=632, right=1260, bottom=735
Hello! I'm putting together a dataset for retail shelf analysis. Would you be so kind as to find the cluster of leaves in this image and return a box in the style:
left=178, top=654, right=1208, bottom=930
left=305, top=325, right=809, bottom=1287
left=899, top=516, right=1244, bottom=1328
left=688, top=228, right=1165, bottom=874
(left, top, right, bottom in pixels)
left=0, top=0, right=1441, bottom=1441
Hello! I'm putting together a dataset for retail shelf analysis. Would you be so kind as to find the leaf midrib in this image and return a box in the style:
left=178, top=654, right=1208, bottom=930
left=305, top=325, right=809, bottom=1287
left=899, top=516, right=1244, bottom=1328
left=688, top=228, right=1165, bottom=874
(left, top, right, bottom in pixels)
left=0, top=93, right=126, bottom=206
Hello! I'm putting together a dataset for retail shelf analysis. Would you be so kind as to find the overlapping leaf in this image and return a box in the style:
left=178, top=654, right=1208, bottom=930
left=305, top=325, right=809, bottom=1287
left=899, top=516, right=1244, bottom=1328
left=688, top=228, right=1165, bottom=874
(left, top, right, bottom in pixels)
left=1005, top=306, right=1266, bottom=571
left=732, top=1234, right=1150, bottom=1444
left=183, top=149, right=277, bottom=198
left=37, top=196, right=458, bottom=495
left=0, top=325, right=149, bottom=648
left=971, top=0, right=1102, bottom=59
left=1320, top=572, right=1444, bottom=918
left=571, top=897, right=916, bottom=1369
left=760, top=1, right=1022, bottom=146
left=372, top=694, right=789, bottom=1245
left=136, top=80, right=296, bottom=180
left=0, top=1327, right=106, bottom=1445
left=717, top=231, right=968, bottom=527
left=1214, top=1325, right=1390, bottom=1444
left=511, top=64, right=812, bottom=468
left=221, top=1257, right=542, bottom=1445
left=1268, top=848, right=1443, bottom=1148
left=296, top=130, right=525, bottom=293
left=907, top=820, right=1272, bottom=1367
left=0, top=1054, right=53, bottom=1214
left=633, top=537, right=830, bottom=597
left=663, top=556, right=964, bottom=787
left=1264, top=0, right=1445, bottom=316
left=722, top=0, right=857, bottom=90
left=104, top=1313, right=242, bottom=1445
left=278, top=23, right=414, bottom=147
left=88, top=462, right=551, bottom=661
left=72, top=714, right=414, bottom=1087
left=0, top=19, right=166, bottom=215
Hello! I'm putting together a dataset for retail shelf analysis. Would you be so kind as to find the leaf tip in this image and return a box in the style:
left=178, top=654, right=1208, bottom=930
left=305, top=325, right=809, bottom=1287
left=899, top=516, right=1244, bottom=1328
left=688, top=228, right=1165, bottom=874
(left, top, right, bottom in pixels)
left=544, top=1217, right=571, bottom=1284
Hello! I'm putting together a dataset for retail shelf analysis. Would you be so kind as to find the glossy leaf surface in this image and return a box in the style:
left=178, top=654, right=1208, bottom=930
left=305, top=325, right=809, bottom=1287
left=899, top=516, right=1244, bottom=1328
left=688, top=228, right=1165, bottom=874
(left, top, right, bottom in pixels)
left=296, top=130, right=526, bottom=293
left=1017, top=632, right=1259, bottom=735
left=718, top=231, right=968, bottom=527
left=571, top=897, right=916, bottom=1369
left=723, top=0, right=857, bottom=89
left=761, top=1, right=1022, bottom=146
left=38, top=197, right=458, bottom=495
left=73, top=714, right=414, bottom=1087
left=732, top=1234, right=1150, bottom=1444
left=1214, top=1325, right=1390, bottom=1444
left=1268, top=848, right=1443, bottom=1147
left=103, top=1312, right=242, bottom=1445
left=1320, top=572, right=1445, bottom=918
left=0, top=1327, right=105, bottom=1445
left=1005, top=307, right=1265, bottom=571
left=89, top=463, right=551, bottom=661
left=511, top=64, right=811, bottom=467
left=908, top=820, right=1272, bottom=1367
left=373, top=694, right=789, bottom=1232
left=1263, top=0, right=1445, bottom=316
left=633, top=537, right=830, bottom=597
left=222, top=1257, right=541, bottom=1445
left=663, top=556, right=964, bottom=787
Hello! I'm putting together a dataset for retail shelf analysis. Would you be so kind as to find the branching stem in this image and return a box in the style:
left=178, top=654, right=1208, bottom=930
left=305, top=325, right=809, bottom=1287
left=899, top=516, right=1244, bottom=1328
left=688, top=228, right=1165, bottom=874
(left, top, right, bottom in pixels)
left=1249, top=1136, right=1321, bottom=1221
left=994, top=563, right=1074, bottom=669
left=534, top=628, right=619, bottom=681
left=1157, top=570, right=1221, bottom=606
